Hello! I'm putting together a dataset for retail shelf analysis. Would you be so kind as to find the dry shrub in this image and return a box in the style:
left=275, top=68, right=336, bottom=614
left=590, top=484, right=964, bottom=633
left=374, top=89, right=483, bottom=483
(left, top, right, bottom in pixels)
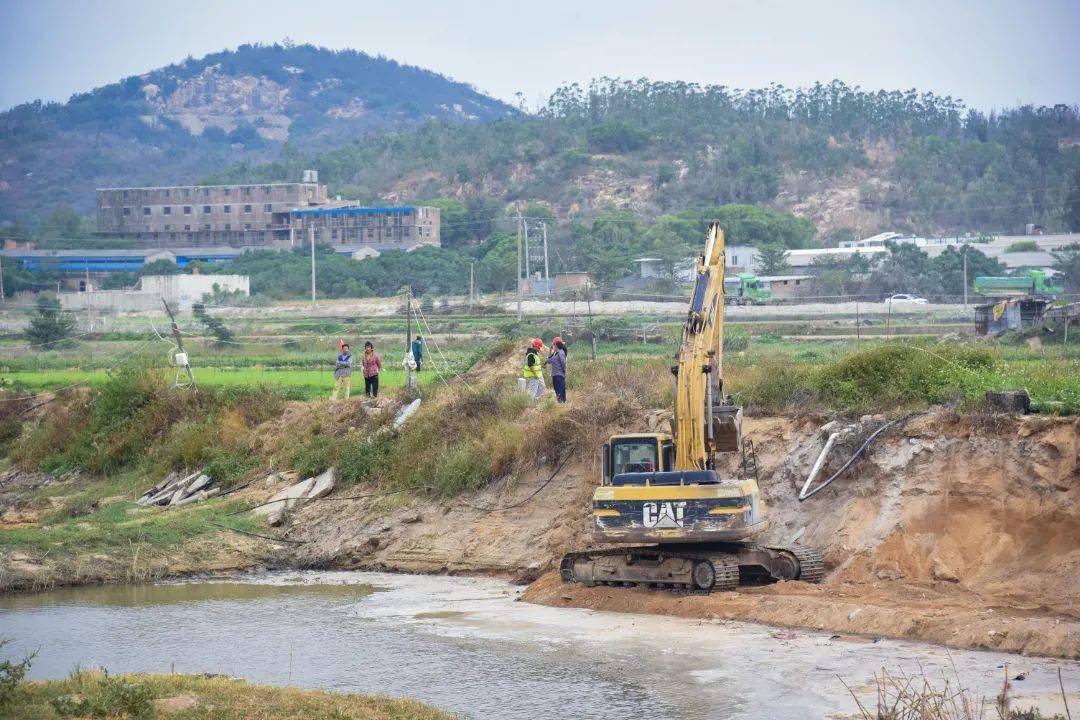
left=481, top=422, right=526, bottom=478
left=844, top=665, right=1069, bottom=720
left=227, top=389, right=288, bottom=427
left=10, top=393, right=92, bottom=471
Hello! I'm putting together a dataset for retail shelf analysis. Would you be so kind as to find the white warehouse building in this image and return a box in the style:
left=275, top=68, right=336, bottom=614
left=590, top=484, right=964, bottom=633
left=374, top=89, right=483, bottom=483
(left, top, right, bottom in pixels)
left=61, top=274, right=249, bottom=313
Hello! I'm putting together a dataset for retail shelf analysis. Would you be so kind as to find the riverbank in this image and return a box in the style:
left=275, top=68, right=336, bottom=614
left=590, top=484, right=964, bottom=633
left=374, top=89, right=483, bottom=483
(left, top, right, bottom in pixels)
left=1, top=344, right=1077, bottom=659
left=6, top=670, right=455, bottom=720
left=2, top=408, right=1077, bottom=658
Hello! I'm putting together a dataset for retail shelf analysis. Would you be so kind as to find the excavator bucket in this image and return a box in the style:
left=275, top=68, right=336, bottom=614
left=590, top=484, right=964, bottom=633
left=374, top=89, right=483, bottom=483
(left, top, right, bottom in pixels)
left=712, top=404, right=742, bottom=453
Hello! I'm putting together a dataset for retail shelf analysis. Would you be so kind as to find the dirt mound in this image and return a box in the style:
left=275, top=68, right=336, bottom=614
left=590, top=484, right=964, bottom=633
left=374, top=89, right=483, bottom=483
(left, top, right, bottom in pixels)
left=524, top=411, right=1080, bottom=658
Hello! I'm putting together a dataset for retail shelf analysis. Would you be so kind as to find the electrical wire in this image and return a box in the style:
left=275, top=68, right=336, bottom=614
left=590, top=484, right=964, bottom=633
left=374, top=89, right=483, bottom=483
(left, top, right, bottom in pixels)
left=452, top=453, right=573, bottom=513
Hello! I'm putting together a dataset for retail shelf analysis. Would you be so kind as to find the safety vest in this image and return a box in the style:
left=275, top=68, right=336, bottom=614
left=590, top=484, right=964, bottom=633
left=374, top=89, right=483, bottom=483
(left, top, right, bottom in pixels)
left=523, top=348, right=543, bottom=379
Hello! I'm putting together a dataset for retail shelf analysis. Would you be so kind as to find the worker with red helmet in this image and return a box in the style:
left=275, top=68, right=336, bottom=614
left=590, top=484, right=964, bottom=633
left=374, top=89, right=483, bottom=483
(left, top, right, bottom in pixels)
left=545, top=336, right=568, bottom=403
left=523, top=337, right=546, bottom=400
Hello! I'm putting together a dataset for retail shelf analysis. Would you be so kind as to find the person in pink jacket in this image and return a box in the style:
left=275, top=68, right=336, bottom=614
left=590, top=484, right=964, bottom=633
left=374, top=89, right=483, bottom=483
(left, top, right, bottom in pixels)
left=361, top=341, right=382, bottom=397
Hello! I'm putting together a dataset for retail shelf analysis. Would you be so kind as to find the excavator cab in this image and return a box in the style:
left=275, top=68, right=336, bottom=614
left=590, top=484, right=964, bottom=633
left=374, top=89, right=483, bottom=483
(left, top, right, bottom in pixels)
left=601, top=434, right=674, bottom=484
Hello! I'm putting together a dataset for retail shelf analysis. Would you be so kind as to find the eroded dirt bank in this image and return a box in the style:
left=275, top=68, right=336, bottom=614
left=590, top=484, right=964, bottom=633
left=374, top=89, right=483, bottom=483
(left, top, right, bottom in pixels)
left=286, top=410, right=1080, bottom=658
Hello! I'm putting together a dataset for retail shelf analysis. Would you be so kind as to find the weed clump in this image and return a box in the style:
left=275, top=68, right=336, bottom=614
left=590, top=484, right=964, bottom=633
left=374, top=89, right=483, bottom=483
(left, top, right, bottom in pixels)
left=813, top=343, right=994, bottom=412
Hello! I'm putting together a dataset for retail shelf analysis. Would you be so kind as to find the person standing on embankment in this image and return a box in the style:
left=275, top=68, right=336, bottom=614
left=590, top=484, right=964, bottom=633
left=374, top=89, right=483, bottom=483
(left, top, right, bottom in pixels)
left=332, top=343, right=352, bottom=400
left=523, top=338, right=546, bottom=400
left=362, top=341, right=383, bottom=397
left=546, top=336, right=568, bottom=403
left=412, top=336, right=424, bottom=372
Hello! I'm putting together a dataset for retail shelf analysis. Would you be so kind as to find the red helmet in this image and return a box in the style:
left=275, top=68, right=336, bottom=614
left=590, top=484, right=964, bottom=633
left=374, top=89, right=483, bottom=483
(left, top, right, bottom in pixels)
left=552, top=336, right=564, bottom=345
left=531, top=338, right=543, bottom=349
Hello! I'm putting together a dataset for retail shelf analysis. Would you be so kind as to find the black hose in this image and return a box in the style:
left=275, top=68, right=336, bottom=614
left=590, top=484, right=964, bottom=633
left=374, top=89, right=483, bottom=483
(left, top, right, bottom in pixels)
left=453, top=453, right=573, bottom=513
left=798, top=414, right=912, bottom=501
left=207, top=521, right=309, bottom=544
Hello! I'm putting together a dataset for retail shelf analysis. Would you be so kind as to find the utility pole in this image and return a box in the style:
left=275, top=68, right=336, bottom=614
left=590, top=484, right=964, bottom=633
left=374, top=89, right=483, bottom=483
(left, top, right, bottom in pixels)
left=855, top=297, right=861, bottom=342
left=404, top=287, right=415, bottom=389
left=468, top=261, right=475, bottom=314
left=541, top=220, right=550, bottom=295
left=586, top=280, right=597, bottom=361
left=84, top=261, right=92, bottom=331
left=309, top=226, right=317, bottom=307
left=1, top=254, right=6, bottom=304
left=516, top=212, right=523, bottom=321
left=962, top=250, right=968, bottom=308
left=162, top=299, right=196, bottom=391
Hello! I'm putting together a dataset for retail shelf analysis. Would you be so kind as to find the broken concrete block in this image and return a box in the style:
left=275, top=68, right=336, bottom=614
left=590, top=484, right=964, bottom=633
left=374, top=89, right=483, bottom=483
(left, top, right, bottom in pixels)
left=985, top=390, right=1030, bottom=414
left=173, top=490, right=207, bottom=507
left=185, top=474, right=212, bottom=495
left=306, top=468, right=335, bottom=500
left=254, top=477, right=315, bottom=517
left=393, top=398, right=422, bottom=429
left=142, top=489, right=172, bottom=506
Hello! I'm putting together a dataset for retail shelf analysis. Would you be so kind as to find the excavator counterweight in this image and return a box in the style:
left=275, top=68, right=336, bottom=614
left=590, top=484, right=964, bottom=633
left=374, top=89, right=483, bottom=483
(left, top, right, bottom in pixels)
left=560, top=223, right=823, bottom=592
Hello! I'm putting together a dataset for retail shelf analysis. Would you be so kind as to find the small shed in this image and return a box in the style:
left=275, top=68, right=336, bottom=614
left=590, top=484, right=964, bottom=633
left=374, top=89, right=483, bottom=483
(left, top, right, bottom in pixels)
left=974, top=300, right=1021, bottom=336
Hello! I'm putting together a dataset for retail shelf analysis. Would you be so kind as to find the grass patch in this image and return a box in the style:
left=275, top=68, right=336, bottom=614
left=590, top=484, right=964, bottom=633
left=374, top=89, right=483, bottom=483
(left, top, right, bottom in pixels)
left=4, top=670, right=455, bottom=720
left=0, top=499, right=258, bottom=557
left=728, top=340, right=1080, bottom=415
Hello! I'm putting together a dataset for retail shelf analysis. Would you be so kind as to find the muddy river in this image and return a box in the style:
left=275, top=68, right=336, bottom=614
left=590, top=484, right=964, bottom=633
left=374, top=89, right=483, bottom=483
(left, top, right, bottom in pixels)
left=2, top=571, right=1076, bottom=719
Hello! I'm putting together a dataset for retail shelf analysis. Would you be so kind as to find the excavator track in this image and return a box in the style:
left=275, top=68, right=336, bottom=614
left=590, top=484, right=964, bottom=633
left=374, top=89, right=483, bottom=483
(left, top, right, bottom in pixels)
left=561, top=542, right=824, bottom=593
left=766, top=543, right=825, bottom=584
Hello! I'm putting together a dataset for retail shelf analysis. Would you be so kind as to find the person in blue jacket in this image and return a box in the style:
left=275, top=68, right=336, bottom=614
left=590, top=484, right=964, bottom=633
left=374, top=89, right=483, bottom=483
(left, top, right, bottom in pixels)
left=412, top=336, right=424, bottom=372
left=545, top=336, right=568, bottom=403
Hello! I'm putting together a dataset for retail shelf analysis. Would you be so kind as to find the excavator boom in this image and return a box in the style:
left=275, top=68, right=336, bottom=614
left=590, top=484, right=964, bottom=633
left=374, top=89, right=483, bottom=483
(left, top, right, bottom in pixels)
left=673, top=222, right=740, bottom=470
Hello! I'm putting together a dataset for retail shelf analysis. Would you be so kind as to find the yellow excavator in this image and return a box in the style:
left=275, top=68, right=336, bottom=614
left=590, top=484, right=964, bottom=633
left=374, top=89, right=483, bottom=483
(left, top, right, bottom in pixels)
left=561, top=222, right=823, bottom=592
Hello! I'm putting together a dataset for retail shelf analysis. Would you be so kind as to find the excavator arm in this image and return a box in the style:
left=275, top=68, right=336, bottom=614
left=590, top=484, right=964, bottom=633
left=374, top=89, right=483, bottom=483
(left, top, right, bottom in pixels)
left=673, top=222, right=741, bottom=470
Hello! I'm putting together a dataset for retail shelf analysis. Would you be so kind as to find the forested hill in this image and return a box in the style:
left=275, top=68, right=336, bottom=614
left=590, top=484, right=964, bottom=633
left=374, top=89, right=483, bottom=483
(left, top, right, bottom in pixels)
left=209, top=78, right=1080, bottom=240
left=0, top=43, right=517, bottom=219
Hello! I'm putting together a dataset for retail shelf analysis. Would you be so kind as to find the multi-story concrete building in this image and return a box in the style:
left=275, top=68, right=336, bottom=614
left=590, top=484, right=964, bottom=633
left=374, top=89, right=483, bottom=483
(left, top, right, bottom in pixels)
left=97, top=174, right=327, bottom=247
left=288, top=205, right=441, bottom=249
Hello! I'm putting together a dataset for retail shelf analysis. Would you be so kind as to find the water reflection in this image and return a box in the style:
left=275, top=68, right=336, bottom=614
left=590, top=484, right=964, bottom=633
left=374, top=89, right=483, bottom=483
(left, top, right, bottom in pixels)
left=0, top=580, right=375, bottom=609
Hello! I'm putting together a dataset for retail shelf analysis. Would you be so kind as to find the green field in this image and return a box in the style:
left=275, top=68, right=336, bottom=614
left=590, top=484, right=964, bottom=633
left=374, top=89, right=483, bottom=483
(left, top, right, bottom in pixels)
left=2, top=366, right=446, bottom=399
left=1, top=308, right=1077, bottom=410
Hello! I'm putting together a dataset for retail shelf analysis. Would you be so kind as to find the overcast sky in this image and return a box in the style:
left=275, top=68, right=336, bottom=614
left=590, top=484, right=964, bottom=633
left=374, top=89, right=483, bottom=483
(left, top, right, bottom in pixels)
left=1, top=0, right=1077, bottom=113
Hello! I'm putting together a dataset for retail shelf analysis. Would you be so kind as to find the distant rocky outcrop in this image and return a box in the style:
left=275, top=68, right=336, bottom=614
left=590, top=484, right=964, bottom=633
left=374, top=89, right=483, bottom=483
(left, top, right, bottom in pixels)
left=0, top=43, right=517, bottom=218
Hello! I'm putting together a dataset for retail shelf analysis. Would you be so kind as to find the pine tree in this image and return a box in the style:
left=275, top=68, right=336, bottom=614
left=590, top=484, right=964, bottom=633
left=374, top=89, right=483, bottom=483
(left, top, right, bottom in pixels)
left=25, top=296, right=76, bottom=348
left=191, top=303, right=234, bottom=347
left=756, top=244, right=791, bottom=275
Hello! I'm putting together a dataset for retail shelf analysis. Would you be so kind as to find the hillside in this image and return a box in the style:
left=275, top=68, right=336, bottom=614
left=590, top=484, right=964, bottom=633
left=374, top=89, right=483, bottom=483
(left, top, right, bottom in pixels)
left=209, top=78, right=1080, bottom=241
left=0, top=43, right=517, bottom=220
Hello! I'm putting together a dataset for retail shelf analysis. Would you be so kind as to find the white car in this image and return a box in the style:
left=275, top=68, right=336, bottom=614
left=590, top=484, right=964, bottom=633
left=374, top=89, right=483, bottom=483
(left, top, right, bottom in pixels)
left=883, top=293, right=928, bottom=305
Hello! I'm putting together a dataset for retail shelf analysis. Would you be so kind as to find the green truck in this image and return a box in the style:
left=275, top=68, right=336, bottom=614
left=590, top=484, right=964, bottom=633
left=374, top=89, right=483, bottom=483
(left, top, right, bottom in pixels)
left=973, top=269, right=1063, bottom=297
left=724, top=273, right=772, bottom=304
